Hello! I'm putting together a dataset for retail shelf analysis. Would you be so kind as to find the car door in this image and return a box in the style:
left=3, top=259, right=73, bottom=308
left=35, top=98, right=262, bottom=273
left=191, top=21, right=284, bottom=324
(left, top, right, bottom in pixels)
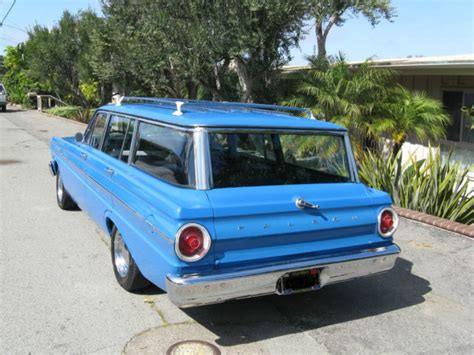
left=80, top=112, right=114, bottom=229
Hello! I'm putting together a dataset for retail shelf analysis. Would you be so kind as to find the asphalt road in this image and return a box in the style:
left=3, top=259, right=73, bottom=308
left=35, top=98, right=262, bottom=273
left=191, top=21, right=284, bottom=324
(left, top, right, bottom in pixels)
left=1, top=107, right=473, bottom=354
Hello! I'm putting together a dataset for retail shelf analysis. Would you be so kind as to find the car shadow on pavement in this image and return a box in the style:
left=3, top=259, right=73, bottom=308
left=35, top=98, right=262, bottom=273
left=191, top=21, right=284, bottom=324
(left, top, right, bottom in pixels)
left=181, top=257, right=431, bottom=346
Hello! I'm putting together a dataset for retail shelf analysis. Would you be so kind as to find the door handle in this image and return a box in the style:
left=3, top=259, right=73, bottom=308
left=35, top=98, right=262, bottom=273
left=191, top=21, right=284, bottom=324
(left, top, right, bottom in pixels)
left=295, top=198, right=320, bottom=210
left=80, top=152, right=88, bottom=160
left=105, top=167, right=114, bottom=176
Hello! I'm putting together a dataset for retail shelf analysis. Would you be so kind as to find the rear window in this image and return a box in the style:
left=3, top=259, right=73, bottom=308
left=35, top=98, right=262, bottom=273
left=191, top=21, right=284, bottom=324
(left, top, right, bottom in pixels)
left=209, top=131, right=351, bottom=188
left=132, top=122, right=195, bottom=187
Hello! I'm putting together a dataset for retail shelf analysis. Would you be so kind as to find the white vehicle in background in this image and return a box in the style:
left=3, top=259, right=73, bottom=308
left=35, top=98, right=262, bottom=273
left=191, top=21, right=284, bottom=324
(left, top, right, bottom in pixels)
left=0, top=83, right=7, bottom=112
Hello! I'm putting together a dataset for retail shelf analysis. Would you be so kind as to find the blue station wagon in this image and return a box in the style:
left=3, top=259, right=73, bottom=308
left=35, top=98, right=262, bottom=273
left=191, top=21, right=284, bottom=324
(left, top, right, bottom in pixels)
left=49, top=97, right=400, bottom=307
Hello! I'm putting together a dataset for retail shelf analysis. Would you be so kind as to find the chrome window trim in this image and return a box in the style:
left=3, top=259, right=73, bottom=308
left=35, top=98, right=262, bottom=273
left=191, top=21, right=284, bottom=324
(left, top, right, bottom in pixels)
left=344, top=133, right=360, bottom=183
left=130, top=120, right=196, bottom=189
left=204, top=128, right=357, bottom=188
left=193, top=128, right=211, bottom=190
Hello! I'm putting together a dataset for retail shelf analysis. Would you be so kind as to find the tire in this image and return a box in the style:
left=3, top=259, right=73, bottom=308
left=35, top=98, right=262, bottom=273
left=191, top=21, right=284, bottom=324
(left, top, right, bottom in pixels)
left=111, top=226, right=149, bottom=291
left=1, top=105, right=5, bottom=112
left=56, top=171, right=78, bottom=210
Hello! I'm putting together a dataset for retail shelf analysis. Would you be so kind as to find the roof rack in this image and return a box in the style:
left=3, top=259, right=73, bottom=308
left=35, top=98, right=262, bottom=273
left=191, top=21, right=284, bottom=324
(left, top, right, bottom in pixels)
left=116, top=96, right=314, bottom=119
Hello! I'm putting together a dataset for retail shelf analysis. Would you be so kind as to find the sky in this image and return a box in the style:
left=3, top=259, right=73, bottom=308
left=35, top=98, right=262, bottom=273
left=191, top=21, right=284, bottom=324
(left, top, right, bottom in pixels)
left=0, top=0, right=473, bottom=64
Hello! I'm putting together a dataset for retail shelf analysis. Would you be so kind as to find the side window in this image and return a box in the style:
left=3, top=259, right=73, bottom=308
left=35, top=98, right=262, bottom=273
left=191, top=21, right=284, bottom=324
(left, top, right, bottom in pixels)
left=102, top=115, right=134, bottom=161
left=85, top=113, right=107, bottom=149
left=132, top=122, right=194, bottom=187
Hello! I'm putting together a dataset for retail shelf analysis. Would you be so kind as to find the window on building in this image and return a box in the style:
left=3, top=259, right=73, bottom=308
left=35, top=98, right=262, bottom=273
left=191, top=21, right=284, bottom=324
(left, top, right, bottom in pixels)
left=131, top=122, right=194, bottom=187
left=443, top=91, right=474, bottom=144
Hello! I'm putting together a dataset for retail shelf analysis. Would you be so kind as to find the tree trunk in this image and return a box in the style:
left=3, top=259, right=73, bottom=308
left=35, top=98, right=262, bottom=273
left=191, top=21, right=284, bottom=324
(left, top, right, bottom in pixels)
left=232, top=56, right=253, bottom=103
left=315, top=22, right=327, bottom=60
left=392, top=139, right=405, bottom=156
left=186, top=80, right=198, bottom=100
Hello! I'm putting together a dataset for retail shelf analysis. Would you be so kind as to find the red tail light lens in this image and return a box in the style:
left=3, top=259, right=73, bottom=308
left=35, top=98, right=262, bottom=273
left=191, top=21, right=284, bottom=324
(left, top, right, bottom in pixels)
left=380, top=211, right=394, bottom=233
left=175, top=223, right=211, bottom=261
left=179, top=227, right=203, bottom=257
left=378, top=208, right=399, bottom=237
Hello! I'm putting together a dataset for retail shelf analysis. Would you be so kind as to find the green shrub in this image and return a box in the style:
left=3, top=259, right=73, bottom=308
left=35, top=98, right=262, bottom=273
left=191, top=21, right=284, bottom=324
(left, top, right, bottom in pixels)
left=358, top=148, right=474, bottom=225
left=46, top=106, right=94, bottom=123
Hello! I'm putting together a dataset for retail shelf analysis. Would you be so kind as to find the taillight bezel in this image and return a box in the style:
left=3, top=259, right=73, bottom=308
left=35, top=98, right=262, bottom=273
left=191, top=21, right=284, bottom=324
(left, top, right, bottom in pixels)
left=175, top=223, right=211, bottom=262
left=377, top=207, right=399, bottom=238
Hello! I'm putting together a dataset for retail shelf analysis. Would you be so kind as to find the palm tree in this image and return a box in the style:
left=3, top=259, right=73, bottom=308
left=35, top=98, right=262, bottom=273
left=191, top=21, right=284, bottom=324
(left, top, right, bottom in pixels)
left=285, top=57, right=450, bottom=155
left=388, top=87, right=450, bottom=155
left=285, top=56, right=395, bottom=151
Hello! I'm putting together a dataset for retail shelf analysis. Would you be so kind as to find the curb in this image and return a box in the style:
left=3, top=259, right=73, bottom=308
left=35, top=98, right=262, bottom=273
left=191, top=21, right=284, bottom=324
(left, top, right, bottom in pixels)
left=394, top=206, right=474, bottom=238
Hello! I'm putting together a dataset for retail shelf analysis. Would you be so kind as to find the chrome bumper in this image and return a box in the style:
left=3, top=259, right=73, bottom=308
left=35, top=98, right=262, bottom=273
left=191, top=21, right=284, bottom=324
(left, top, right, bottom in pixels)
left=166, top=244, right=401, bottom=308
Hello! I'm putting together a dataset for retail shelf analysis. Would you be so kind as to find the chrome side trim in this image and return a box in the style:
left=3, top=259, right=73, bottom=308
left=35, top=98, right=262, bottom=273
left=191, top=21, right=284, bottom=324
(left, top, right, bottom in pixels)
left=166, top=244, right=401, bottom=308
left=86, top=174, right=173, bottom=244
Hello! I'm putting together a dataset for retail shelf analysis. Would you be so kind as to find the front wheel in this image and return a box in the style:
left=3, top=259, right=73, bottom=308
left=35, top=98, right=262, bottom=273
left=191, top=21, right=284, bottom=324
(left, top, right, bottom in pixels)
left=1, top=105, right=6, bottom=112
left=56, top=171, right=78, bottom=210
left=111, top=226, right=149, bottom=291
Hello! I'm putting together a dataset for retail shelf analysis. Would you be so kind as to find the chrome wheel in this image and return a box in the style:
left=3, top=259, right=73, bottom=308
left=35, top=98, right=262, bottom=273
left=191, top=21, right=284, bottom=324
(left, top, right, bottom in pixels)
left=57, top=175, right=64, bottom=201
left=114, top=232, right=130, bottom=278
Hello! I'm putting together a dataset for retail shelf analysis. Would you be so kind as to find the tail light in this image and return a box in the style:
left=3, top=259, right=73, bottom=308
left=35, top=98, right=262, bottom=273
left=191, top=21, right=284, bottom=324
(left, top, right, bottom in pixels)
left=377, top=207, right=399, bottom=237
left=175, top=223, right=211, bottom=262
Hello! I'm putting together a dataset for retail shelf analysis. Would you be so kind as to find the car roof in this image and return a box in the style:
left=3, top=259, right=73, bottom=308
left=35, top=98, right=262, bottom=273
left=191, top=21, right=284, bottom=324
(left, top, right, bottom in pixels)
left=97, top=100, right=346, bottom=131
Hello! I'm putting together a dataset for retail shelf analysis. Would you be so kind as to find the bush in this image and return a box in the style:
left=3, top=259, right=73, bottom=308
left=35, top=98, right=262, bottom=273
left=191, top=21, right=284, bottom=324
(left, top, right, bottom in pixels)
left=46, top=106, right=94, bottom=123
left=358, top=148, right=474, bottom=225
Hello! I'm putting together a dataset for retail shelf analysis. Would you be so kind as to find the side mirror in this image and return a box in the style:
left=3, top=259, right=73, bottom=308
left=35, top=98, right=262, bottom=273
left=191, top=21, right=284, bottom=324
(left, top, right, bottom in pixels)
left=75, top=132, right=84, bottom=143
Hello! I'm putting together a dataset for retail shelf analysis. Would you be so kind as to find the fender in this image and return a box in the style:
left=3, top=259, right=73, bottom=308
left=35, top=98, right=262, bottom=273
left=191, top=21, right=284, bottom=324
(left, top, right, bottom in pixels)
left=103, top=209, right=174, bottom=290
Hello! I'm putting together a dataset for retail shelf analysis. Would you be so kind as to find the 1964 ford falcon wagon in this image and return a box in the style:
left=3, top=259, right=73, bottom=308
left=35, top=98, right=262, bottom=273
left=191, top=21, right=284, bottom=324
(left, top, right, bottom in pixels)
left=49, top=97, right=400, bottom=307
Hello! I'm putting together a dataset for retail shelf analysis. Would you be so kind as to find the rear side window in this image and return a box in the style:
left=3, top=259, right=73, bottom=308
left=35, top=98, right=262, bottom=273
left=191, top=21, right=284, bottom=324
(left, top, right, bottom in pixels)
left=132, top=122, right=195, bottom=187
left=102, top=115, right=135, bottom=162
left=0, top=84, right=5, bottom=94
left=85, top=113, right=107, bottom=149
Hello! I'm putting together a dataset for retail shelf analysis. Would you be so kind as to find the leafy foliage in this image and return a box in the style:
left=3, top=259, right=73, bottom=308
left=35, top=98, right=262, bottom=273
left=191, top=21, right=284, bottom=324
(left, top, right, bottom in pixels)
left=46, top=106, right=95, bottom=123
left=358, top=148, right=474, bottom=224
left=285, top=57, right=450, bottom=153
left=2, top=45, right=39, bottom=105
left=26, top=10, right=103, bottom=106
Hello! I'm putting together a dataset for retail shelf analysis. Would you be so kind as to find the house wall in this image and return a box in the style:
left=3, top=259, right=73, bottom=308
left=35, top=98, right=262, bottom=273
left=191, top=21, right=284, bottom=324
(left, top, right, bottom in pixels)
left=397, top=73, right=474, bottom=194
left=397, top=74, right=474, bottom=100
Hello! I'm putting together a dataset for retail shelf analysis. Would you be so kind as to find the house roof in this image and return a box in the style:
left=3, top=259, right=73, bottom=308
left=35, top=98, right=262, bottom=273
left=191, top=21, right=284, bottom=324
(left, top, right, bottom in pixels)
left=98, top=102, right=347, bottom=131
left=282, top=54, right=474, bottom=76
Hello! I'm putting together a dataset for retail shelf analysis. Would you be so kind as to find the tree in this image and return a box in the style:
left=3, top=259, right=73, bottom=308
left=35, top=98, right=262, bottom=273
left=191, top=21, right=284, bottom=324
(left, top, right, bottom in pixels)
left=2, top=44, right=37, bottom=104
left=308, top=0, right=395, bottom=59
left=26, top=10, right=102, bottom=106
left=96, top=0, right=307, bottom=102
left=388, top=87, right=450, bottom=155
left=285, top=56, right=395, bottom=150
left=285, top=57, right=450, bottom=154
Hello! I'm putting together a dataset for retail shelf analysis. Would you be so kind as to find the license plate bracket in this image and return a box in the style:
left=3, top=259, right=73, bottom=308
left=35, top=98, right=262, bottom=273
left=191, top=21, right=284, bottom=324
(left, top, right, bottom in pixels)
left=277, top=267, right=321, bottom=295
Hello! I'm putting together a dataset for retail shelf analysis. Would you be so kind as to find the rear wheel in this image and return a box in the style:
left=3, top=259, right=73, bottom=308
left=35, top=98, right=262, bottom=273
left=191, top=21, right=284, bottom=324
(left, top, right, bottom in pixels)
left=111, top=226, right=149, bottom=291
left=1, top=105, right=5, bottom=112
left=56, top=171, right=78, bottom=210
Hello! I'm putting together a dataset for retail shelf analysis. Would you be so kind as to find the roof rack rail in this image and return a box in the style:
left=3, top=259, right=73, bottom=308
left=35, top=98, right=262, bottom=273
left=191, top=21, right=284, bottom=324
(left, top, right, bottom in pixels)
left=116, top=96, right=314, bottom=119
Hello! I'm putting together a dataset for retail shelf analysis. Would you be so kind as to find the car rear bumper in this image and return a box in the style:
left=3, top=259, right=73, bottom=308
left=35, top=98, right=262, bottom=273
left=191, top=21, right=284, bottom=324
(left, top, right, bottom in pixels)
left=166, top=243, right=401, bottom=308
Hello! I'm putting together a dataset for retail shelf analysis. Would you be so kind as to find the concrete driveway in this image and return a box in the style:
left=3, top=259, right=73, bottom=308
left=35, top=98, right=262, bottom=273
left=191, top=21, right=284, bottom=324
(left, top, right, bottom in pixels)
left=1, top=108, right=473, bottom=354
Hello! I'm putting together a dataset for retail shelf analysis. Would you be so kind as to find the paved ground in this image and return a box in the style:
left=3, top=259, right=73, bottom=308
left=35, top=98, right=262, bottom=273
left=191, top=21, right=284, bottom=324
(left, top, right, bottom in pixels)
left=1, top=107, right=473, bottom=354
